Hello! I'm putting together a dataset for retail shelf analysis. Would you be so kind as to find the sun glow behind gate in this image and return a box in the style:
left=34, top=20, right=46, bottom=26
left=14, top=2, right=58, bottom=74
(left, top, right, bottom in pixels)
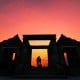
left=29, top=40, right=50, bottom=46
left=31, top=49, right=48, bottom=67
left=28, top=40, right=51, bottom=67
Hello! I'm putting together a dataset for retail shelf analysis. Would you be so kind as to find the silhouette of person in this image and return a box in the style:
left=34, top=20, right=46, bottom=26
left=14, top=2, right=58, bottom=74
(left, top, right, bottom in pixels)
left=36, top=56, right=42, bottom=68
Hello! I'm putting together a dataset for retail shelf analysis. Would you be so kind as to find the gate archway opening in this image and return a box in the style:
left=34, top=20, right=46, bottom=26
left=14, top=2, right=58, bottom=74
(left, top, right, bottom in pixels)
left=23, top=35, right=56, bottom=69
left=29, top=40, right=50, bottom=68
left=31, top=49, right=48, bottom=68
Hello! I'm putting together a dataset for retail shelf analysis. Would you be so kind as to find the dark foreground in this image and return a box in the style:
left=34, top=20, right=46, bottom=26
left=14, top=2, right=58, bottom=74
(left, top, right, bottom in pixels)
left=1, top=76, right=80, bottom=80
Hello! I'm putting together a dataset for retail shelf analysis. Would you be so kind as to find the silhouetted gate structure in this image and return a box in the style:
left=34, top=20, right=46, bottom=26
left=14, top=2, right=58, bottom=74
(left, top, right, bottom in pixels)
left=23, top=35, right=64, bottom=75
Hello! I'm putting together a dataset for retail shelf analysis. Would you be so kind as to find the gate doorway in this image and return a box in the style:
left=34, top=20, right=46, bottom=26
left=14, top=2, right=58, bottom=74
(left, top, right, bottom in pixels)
left=23, top=35, right=57, bottom=70
left=31, top=49, right=48, bottom=68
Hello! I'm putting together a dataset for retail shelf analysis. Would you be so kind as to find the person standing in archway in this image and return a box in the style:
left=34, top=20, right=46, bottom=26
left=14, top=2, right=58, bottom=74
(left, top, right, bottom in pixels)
left=36, top=56, right=42, bottom=68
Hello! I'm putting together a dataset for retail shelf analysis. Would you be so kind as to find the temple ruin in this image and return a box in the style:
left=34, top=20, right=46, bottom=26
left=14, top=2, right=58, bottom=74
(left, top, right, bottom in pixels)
left=0, top=34, right=80, bottom=77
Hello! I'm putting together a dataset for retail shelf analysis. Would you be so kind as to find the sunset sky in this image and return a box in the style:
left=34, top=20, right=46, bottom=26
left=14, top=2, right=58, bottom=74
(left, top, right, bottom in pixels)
left=0, top=0, right=80, bottom=66
left=0, top=0, right=80, bottom=41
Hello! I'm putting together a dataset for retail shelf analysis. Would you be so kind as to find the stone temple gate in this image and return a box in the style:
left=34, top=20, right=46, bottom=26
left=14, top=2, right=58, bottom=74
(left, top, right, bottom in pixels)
left=23, top=35, right=61, bottom=73
left=1, top=34, right=80, bottom=77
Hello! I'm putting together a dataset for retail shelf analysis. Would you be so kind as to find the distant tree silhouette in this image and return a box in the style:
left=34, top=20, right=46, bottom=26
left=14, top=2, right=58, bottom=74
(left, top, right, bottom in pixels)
left=36, top=56, right=42, bottom=68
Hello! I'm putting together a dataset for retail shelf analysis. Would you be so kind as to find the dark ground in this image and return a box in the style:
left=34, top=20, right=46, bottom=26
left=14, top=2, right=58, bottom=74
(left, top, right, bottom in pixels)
left=0, top=74, right=79, bottom=80
left=1, top=76, right=80, bottom=80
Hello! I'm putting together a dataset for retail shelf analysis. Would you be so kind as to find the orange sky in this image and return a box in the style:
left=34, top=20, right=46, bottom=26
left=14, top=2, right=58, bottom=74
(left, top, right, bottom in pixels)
left=0, top=0, right=80, bottom=42
left=31, top=49, right=48, bottom=67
